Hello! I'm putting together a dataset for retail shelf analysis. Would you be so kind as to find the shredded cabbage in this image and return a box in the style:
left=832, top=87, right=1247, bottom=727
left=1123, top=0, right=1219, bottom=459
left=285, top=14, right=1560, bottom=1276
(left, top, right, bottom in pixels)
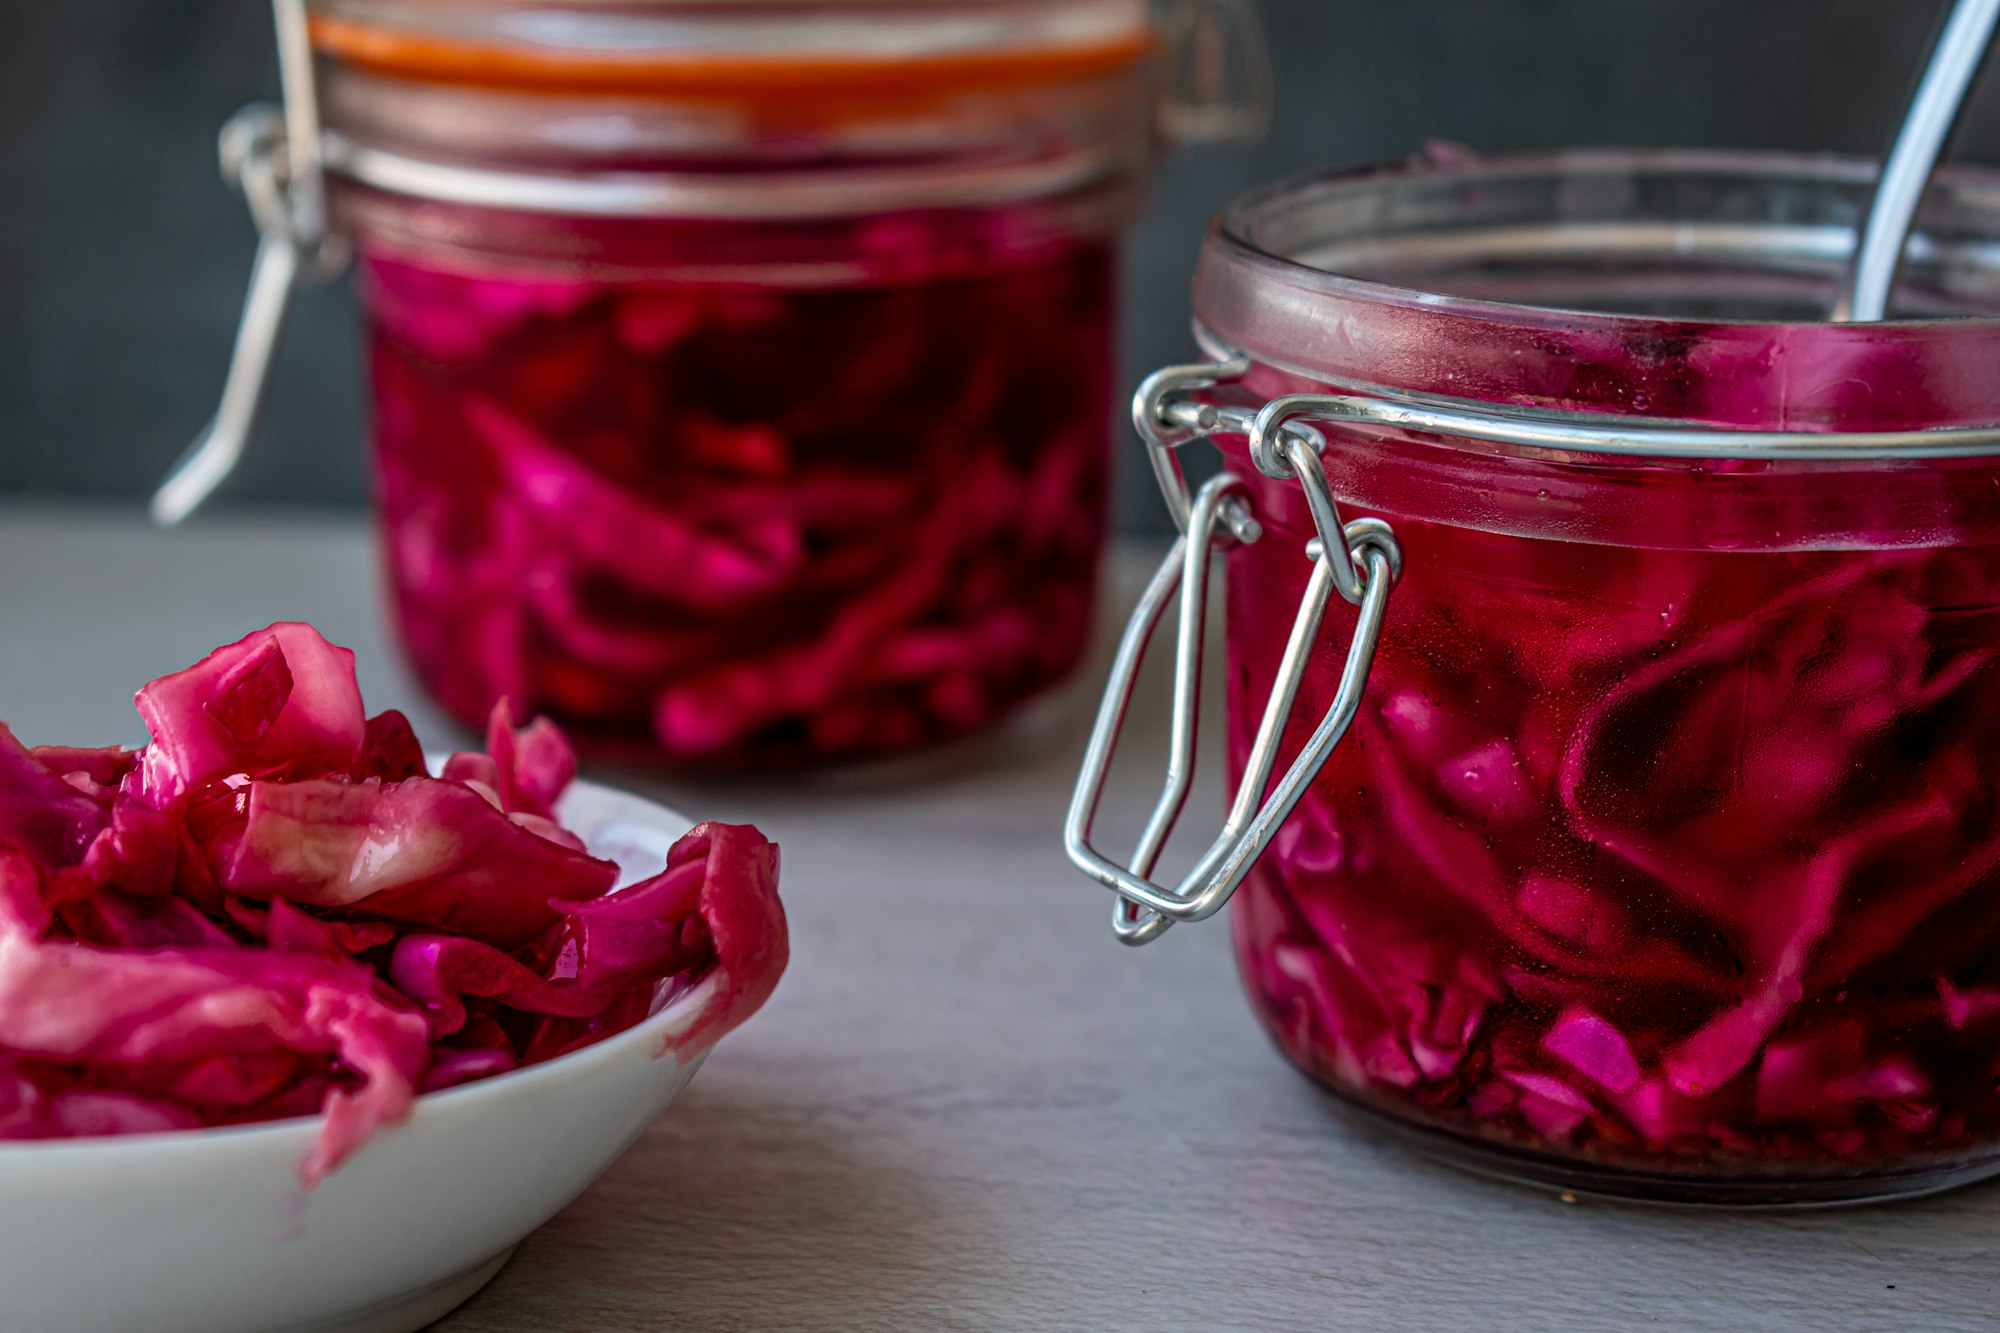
left=1231, top=498, right=2000, bottom=1176
left=0, top=626, right=788, bottom=1184
left=362, top=243, right=1113, bottom=765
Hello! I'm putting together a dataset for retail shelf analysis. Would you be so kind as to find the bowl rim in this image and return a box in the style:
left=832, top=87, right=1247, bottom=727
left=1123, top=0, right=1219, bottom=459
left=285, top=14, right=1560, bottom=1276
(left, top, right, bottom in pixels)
left=0, top=776, right=714, bottom=1165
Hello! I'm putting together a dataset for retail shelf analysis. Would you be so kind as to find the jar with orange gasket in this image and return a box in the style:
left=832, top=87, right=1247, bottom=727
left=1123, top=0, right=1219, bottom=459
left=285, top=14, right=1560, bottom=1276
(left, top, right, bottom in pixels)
left=167, top=0, right=1269, bottom=767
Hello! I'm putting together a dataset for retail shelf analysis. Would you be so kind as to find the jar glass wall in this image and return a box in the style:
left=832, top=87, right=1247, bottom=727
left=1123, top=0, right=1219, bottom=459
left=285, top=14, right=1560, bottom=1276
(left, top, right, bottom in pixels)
left=313, top=0, right=1158, bottom=766
left=1193, top=150, right=2000, bottom=1203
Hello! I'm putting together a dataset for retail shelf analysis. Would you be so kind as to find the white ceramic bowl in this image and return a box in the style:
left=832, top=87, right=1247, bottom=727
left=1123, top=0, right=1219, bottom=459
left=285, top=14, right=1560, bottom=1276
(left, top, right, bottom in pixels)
left=0, top=777, right=745, bottom=1333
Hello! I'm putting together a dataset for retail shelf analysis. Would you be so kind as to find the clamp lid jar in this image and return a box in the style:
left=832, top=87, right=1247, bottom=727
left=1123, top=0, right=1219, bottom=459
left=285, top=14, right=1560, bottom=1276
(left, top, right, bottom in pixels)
left=1069, top=147, right=2000, bottom=1204
left=171, top=0, right=1269, bottom=768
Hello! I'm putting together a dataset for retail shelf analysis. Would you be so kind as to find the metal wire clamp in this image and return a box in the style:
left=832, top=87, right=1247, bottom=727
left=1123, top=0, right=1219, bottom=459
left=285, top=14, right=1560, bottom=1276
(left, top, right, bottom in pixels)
left=152, top=0, right=344, bottom=526
left=1065, top=362, right=1402, bottom=945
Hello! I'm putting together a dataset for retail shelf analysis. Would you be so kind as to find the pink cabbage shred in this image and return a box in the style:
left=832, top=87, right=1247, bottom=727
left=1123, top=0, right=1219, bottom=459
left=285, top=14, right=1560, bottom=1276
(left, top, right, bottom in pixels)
left=1229, top=487, right=2000, bottom=1178
left=1202, top=303, right=2000, bottom=1182
left=0, top=624, right=788, bottom=1184
left=362, top=234, right=1113, bottom=766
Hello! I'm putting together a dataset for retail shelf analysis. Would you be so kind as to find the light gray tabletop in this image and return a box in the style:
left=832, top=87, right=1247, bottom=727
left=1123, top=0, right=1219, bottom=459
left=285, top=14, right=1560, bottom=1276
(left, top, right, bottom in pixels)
left=2, top=503, right=1996, bottom=1332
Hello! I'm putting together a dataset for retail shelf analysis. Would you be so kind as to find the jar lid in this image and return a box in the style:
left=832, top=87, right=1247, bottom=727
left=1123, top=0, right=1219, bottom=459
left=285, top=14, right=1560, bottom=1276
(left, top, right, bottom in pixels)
left=308, top=0, right=1153, bottom=102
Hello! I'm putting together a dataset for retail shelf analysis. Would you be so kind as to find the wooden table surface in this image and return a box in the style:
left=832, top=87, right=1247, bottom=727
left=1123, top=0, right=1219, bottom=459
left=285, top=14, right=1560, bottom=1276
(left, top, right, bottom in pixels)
left=3, top=504, right=1997, bottom=1332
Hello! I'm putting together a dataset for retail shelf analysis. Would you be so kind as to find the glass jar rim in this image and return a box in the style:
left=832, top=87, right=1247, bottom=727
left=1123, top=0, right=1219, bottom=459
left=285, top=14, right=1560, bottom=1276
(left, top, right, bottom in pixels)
left=310, top=0, right=1163, bottom=219
left=308, top=0, right=1153, bottom=100
left=1204, top=146, right=2000, bottom=336
left=1189, top=146, right=2000, bottom=455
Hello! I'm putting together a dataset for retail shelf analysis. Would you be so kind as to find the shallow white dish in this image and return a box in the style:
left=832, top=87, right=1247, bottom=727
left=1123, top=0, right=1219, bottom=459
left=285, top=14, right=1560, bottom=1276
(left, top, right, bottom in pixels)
left=0, top=776, right=736, bottom=1333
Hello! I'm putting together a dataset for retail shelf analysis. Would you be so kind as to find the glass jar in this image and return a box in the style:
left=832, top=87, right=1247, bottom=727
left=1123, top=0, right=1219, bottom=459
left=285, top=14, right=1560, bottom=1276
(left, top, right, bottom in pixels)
left=1068, top=148, right=2000, bottom=1204
left=174, top=0, right=1268, bottom=768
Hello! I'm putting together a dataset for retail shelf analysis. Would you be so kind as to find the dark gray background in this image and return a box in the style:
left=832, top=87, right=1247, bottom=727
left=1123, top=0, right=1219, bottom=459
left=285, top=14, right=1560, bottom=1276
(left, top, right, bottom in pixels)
left=4, top=0, right=1993, bottom=530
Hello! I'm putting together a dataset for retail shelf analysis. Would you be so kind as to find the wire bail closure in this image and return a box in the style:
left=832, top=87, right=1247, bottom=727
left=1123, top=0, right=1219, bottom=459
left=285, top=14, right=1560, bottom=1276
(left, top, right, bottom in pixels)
left=152, top=0, right=345, bottom=527
left=1155, top=0, right=1275, bottom=146
left=1066, top=341, right=2000, bottom=946
left=1065, top=360, right=1402, bottom=945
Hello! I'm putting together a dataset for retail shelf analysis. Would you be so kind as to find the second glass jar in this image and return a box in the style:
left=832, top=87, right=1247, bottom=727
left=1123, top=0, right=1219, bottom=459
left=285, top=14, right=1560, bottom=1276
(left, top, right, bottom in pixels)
left=1196, top=150, right=2000, bottom=1203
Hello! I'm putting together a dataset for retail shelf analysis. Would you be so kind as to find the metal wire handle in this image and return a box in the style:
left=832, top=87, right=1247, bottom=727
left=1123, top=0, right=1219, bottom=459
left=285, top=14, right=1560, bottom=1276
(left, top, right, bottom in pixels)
left=1155, top=0, right=1275, bottom=146
left=1065, top=361, right=1402, bottom=945
left=152, top=104, right=348, bottom=526
left=153, top=0, right=346, bottom=527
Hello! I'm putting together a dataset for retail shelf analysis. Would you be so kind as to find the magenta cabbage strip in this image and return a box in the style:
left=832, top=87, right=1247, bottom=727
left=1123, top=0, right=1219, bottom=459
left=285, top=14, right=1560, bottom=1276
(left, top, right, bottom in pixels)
left=363, top=239, right=1113, bottom=766
left=1228, top=494, right=2000, bottom=1179
left=0, top=623, right=788, bottom=1184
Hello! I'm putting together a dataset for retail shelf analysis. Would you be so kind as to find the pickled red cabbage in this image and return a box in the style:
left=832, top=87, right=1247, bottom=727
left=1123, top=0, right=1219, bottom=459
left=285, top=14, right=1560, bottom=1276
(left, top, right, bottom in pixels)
left=363, top=238, right=1113, bottom=767
left=0, top=623, right=788, bottom=1184
left=1231, top=498, right=2000, bottom=1180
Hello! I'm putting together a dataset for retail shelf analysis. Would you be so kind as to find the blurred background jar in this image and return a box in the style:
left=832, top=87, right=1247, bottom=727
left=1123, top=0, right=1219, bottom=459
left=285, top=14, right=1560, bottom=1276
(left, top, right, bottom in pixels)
left=181, top=0, right=1269, bottom=767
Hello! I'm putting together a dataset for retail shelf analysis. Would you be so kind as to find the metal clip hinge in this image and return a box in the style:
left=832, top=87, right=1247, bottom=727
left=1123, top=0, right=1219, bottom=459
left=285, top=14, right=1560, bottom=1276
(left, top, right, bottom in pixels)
left=153, top=0, right=346, bottom=526
left=1155, top=0, right=1275, bottom=146
left=1065, top=364, right=1403, bottom=945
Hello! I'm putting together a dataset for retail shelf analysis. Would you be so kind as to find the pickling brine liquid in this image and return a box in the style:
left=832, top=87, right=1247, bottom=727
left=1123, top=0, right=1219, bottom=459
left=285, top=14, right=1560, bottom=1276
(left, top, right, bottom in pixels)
left=1229, top=506, right=2000, bottom=1181
left=363, top=235, right=1114, bottom=767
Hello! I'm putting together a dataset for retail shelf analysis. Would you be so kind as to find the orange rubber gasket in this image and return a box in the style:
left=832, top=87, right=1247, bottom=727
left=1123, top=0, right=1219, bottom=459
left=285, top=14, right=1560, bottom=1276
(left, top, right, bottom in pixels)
left=310, top=14, right=1153, bottom=103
